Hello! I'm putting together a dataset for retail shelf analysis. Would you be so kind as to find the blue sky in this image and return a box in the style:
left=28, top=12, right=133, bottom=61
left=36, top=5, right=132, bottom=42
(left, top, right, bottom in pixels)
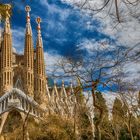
left=1, top=0, right=140, bottom=87
left=3, top=0, right=115, bottom=58
left=1, top=0, right=140, bottom=107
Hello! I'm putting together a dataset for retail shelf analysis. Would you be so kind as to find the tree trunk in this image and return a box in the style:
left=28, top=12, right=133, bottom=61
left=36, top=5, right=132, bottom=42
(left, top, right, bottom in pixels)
left=114, top=128, right=119, bottom=140
left=91, top=118, right=95, bottom=140
left=129, top=124, right=134, bottom=140
left=128, top=114, right=134, bottom=140
left=87, top=113, right=95, bottom=140
left=73, top=104, right=80, bottom=140
left=91, top=81, right=103, bottom=140
left=96, top=125, right=101, bottom=140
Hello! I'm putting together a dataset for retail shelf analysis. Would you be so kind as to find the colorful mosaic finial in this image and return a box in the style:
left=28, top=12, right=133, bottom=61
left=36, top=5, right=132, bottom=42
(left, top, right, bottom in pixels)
left=36, top=17, right=42, bottom=32
left=25, top=5, right=31, bottom=23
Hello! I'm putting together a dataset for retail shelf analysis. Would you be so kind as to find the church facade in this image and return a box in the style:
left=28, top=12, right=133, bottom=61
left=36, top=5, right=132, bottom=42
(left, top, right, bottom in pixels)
left=0, top=4, right=76, bottom=136
left=0, top=5, right=47, bottom=105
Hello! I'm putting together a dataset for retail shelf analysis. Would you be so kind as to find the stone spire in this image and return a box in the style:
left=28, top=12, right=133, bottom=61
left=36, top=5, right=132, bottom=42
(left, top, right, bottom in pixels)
left=0, top=4, right=13, bottom=95
left=23, top=5, right=34, bottom=97
left=36, top=17, right=43, bottom=47
left=25, top=5, right=32, bottom=35
left=34, top=17, right=47, bottom=105
left=0, top=14, right=2, bottom=95
left=0, top=13, right=2, bottom=47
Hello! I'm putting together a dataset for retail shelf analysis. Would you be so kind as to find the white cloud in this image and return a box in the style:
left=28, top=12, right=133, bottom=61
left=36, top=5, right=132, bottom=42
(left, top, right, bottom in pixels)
left=103, top=91, right=117, bottom=112
left=123, top=62, right=140, bottom=85
left=77, top=38, right=116, bottom=54
left=12, top=27, right=25, bottom=54
left=44, top=51, right=78, bottom=83
left=103, top=91, right=139, bottom=118
left=60, top=0, right=140, bottom=86
left=98, top=16, right=140, bottom=47
left=44, top=51, right=63, bottom=76
left=44, top=51, right=62, bottom=69
left=39, top=0, right=71, bottom=21
left=61, top=0, right=140, bottom=47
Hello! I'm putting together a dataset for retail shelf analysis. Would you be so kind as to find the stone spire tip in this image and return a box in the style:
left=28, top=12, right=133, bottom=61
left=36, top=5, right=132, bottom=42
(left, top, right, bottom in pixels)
left=4, top=4, right=11, bottom=33
left=5, top=4, right=11, bottom=18
left=62, top=80, right=64, bottom=85
left=25, top=5, right=31, bottom=12
left=54, top=80, right=56, bottom=85
left=5, top=4, right=11, bottom=10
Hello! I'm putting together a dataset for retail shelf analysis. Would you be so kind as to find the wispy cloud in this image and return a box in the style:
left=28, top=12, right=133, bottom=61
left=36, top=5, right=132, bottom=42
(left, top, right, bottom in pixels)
left=44, top=51, right=62, bottom=71
left=77, top=38, right=116, bottom=54
left=61, top=0, right=140, bottom=48
left=12, top=27, right=25, bottom=54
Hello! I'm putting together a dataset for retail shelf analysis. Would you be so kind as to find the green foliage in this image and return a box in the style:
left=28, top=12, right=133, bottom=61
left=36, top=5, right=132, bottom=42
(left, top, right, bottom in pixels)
left=94, top=92, right=109, bottom=122
left=94, top=92, right=112, bottom=140
left=112, top=97, right=140, bottom=140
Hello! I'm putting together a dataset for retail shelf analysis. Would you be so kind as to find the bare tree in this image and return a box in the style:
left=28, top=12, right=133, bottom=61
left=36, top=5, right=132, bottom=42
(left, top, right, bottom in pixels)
left=48, top=46, right=124, bottom=138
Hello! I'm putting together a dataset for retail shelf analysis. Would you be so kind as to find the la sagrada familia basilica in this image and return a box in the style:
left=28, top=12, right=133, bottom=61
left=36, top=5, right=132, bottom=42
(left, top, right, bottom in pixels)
left=0, top=4, right=77, bottom=136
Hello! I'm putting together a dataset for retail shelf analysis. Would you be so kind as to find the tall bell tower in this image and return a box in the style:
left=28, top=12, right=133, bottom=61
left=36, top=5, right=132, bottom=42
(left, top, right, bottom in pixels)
left=23, top=6, right=34, bottom=97
left=0, top=13, right=2, bottom=95
left=34, top=17, right=47, bottom=105
left=0, top=4, right=13, bottom=95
